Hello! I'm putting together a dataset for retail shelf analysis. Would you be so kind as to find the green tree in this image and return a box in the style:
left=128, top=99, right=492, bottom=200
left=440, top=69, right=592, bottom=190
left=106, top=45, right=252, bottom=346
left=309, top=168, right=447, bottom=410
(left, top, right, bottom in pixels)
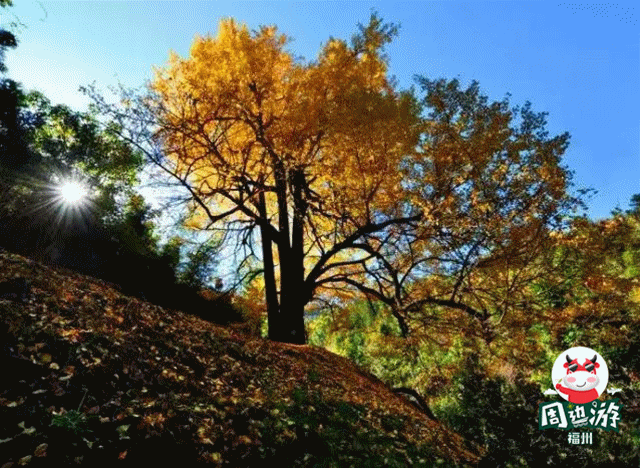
left=177, top=238, right=221, bottom=290
left=0, top=0, right=16, bottom=73
left=0, top=0, right=29, bottom=187
left=0, top=91, right=143, bottom=262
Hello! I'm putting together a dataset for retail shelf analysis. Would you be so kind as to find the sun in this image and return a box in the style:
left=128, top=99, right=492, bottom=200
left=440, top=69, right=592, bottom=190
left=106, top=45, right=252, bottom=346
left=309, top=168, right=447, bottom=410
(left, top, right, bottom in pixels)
left=58, top=180, right=88, bottom=205
left=18, top=173, right=96, bottom=230
left=47, top=175, right=94, bottom=229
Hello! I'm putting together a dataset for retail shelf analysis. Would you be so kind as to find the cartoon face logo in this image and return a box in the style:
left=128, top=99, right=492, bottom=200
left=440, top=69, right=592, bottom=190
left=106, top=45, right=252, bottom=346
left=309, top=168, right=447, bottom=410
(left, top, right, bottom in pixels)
left=562, top=354, right=600, bottom=391
left=552, top=347, right=608, bottom=404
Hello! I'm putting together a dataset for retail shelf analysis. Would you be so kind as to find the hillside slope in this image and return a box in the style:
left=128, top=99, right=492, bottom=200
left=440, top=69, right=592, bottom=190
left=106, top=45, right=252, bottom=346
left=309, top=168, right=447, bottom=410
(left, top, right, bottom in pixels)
left=0, top=251, right=481, bottom=467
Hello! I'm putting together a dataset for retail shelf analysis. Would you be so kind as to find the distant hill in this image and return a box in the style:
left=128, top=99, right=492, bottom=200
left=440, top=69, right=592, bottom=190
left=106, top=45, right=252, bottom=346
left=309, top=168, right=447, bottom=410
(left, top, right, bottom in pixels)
left=0, top=250, right=481, bottom=467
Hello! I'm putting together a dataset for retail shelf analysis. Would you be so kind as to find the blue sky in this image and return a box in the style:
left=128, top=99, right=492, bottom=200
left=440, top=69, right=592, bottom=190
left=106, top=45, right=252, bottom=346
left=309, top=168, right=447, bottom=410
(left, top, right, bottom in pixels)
left=3, top=1, right=639, bottom=221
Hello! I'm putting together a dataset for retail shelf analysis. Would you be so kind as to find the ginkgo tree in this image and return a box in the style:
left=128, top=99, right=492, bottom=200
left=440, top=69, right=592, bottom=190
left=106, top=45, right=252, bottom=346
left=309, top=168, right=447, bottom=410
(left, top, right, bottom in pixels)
left=85, top=13, right=581, bottom=344
left=345, top=77, right=585, bottom=343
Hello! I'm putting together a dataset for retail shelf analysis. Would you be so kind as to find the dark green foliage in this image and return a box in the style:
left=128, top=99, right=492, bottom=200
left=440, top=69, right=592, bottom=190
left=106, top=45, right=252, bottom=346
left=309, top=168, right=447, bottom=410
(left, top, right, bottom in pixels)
left=0, top=9, right=17, bottom=74
left=178, top=240, right=221, bottom=290
left=0, top=82, right=237, bottom=324
left=261, top=386, right=447, bottom=468
left=0, top=80, right=31, bottom=179
left=0, top=91, right=141, bottom=262
left=50, top=410, right=95, bottom=437
left=159, top=236, right=183, bottom=274
left=626, top=194, right=640, bottom=216
left=73, top=194, right=240, bottom=324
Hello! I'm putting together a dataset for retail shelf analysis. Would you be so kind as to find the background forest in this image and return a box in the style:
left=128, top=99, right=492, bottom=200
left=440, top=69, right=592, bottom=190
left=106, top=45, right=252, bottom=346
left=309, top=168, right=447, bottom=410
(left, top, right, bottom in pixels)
left=1, top=2, right=639, bottom=466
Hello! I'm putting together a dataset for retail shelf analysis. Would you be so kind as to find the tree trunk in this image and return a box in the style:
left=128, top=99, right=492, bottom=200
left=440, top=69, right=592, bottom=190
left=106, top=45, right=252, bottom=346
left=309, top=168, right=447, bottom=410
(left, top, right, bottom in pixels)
left=275, top=234, right=306, bottom=344
left=288, top=168, right=307, bottom=344
left=267, top=161, right=307, bottom=344
left=257, top=191, right=282, bottom=341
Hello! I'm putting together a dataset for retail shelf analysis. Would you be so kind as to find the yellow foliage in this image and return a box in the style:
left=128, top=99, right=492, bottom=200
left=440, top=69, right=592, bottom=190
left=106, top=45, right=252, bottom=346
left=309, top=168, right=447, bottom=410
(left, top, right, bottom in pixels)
left=630, top=286, right=640, bottom=305
left=150, top=18, right=418, bottom=235
left=143, top=16, right=579, bottom=348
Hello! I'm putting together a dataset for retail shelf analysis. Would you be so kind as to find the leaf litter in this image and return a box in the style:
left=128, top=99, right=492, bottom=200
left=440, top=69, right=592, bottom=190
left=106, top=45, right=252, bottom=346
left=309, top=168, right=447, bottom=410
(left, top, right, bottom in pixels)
left=0, top=251, right=481, bottom=466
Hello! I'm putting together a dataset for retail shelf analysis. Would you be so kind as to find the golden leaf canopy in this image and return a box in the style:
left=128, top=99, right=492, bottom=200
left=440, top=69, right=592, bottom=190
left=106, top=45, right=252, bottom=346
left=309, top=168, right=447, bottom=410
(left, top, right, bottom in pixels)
left=150, top=18, right=421, bottom=230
